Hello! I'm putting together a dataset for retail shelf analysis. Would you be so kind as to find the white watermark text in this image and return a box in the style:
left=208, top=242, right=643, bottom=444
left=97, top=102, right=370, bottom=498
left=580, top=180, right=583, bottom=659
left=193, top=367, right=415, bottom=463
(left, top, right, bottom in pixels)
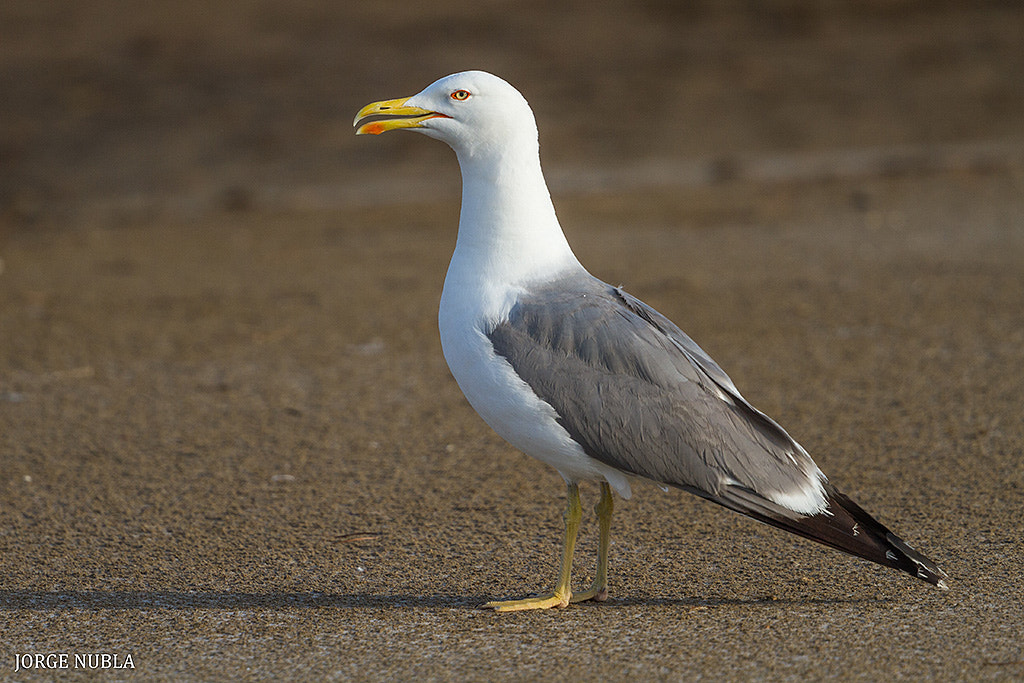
left=13, top=652, right=135, bottom=672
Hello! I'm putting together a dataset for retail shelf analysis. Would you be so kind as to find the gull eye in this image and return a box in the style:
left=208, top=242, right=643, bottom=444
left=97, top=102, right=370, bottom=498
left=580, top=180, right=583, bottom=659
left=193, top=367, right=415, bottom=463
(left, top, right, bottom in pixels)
left=450, top=89, right=471, bottom=101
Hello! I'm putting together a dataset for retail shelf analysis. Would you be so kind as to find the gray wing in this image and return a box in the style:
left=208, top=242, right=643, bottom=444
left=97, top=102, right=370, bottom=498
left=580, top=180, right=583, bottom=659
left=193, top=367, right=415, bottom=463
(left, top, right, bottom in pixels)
left=487, top=274, right=822, bottom=517
left=487, top=274, right=949, bottom=588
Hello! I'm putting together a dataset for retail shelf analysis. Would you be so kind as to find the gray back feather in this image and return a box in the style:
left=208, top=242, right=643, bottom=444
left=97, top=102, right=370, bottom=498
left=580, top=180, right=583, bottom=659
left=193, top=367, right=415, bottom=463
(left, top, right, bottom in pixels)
left=487, top=273, right=820, bottom=508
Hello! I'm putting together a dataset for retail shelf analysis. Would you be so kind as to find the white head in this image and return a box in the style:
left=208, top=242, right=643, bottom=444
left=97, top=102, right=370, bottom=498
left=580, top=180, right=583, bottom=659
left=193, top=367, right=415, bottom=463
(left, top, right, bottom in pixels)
left=355, top=71, right=579, bottom=284
left=354, top=71, right=539, bottom=161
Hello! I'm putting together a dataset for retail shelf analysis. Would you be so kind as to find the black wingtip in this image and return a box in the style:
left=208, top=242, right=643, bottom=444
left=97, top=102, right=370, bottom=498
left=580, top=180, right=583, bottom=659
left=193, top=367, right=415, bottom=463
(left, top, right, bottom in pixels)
left=823, top=487, right=948, bottom=588
left=880, top=528, right=949, bottom=589
left=713, top=483, right=948, bottom=588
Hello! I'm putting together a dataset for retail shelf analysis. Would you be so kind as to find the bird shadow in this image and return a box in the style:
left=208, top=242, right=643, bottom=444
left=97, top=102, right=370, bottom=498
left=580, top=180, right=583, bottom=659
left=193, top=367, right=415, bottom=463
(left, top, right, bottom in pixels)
left=0, top=590, right=872, bottom=611
left=0, top=590, right=469, bottom=611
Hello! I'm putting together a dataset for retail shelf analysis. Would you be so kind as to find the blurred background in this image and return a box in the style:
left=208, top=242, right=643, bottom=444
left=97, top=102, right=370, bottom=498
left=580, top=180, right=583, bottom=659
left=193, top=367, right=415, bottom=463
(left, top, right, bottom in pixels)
left=3, top=0, right=1023, bottom=227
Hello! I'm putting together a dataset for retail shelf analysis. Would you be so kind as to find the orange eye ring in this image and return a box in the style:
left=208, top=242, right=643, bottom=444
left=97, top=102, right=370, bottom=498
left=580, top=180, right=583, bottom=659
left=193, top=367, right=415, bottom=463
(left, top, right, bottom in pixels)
left=450, top=89, right=471, bottom=101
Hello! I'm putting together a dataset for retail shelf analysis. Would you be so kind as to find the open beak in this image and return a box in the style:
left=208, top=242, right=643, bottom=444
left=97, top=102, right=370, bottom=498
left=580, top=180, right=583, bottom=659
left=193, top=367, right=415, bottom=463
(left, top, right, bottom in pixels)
left=353, top=96, right=449, bottom=135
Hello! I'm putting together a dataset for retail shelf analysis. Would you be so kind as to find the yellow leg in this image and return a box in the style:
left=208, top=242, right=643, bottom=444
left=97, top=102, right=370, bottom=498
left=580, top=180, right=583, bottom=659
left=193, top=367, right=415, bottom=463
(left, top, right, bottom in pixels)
left=571, top=481, right=614, bottom=603
left=482, top=482, right=583, bottom=612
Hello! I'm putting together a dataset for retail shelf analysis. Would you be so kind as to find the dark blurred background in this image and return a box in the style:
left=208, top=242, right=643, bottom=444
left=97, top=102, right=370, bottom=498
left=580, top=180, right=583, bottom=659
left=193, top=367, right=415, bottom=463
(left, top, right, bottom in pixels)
left=3, top=0, right=1023, bottom=230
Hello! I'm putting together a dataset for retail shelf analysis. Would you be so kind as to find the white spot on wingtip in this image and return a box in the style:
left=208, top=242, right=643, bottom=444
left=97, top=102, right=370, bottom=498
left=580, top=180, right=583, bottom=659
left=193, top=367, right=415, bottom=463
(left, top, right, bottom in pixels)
left=885, top=550, right=899, bottom=562
left=851, top=523, right=859, bottom=536
left=766, top=477, right=828, bottom=516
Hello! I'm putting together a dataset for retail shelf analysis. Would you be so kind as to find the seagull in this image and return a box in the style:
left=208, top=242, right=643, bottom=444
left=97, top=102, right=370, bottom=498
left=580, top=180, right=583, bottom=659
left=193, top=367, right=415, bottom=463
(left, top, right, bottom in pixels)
left=354, top=70, right=947, bottom=611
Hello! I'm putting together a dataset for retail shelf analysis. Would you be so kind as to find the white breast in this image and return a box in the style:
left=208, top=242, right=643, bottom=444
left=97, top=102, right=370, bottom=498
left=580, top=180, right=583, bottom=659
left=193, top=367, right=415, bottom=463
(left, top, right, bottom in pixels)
left=438, top=256, right=634, bottom=498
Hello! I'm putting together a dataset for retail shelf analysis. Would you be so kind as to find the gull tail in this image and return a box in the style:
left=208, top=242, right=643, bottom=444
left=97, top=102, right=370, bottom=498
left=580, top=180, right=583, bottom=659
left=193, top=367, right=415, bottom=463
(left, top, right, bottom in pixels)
left=713, top=483, right=948, bottom=588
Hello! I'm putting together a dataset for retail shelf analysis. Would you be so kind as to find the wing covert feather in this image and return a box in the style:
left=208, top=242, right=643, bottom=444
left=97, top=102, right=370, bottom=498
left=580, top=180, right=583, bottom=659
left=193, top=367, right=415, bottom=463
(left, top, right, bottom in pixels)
left=486, top=275, right=822, bottom=509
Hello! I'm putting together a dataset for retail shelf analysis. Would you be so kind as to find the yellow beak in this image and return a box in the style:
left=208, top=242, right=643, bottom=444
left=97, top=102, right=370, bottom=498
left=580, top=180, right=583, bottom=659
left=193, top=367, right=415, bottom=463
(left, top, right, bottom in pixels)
left=353, top=96, right=448, bottom=135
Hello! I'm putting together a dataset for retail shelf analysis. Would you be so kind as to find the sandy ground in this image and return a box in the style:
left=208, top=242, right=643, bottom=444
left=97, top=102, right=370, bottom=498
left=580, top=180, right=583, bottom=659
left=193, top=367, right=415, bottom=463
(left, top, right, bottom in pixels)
left=2, top=1, right=1024, bottom=680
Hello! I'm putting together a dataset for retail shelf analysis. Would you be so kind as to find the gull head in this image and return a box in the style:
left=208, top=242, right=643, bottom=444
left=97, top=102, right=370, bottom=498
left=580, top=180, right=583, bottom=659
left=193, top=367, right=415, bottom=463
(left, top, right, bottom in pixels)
left=354, top=71, right=538, bottom=158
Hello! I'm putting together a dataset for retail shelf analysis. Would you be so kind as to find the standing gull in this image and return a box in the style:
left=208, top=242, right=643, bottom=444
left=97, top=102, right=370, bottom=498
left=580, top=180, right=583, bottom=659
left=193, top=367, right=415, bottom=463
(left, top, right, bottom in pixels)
left=354, top=71, right=946, bottom=611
